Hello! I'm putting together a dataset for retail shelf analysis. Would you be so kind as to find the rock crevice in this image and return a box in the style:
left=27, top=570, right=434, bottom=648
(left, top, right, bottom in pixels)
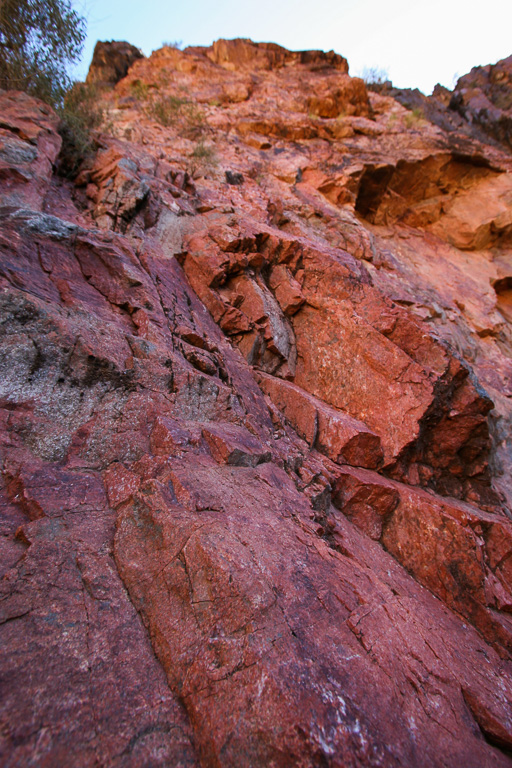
left=1, top=38, right=512, bottom=767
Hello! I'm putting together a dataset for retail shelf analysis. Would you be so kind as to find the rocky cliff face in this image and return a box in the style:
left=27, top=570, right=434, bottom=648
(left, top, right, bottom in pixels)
left=1, top=38, right=512, bottom=767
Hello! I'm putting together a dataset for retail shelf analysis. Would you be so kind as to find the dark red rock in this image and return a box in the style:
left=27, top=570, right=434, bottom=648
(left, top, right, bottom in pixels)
left=2, top=41, right=512, bottom=768
left=256, top=371, right=383, bottom=469
left=331, top=464, right=399, bottom=539
left=115, top=457, right=512, bottom=767
left=202, top=422, right=271, bottom=466
left=86, top=41, right=144, bottom=87
left=450, top=54, right=512, bottom=150
left=380, top=482, right=512, bottom=653
left=0, top=90, right=61, bottom=210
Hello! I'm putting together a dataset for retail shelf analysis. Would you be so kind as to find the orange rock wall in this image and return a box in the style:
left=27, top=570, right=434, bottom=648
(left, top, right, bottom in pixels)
left=1, top=38, right=512, bottom=767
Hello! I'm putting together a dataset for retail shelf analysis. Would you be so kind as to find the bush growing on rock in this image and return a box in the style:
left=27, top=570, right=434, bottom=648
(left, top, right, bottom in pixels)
left=57, top=82, right=104, bottom=177
left=147, top=93, right=206, bottom=138
left=130, top=78, right=150, bottom=101
left=0, top=0, right=96, bottom=177
left=189, top=140, right=217, bottom=176
left=161, top=40, right=183, bottom=50
left=404, top=106, right=426, bottom=129
left=361, top=66, right=390, bottom=92
left=147, top=94, right=188, bottom=125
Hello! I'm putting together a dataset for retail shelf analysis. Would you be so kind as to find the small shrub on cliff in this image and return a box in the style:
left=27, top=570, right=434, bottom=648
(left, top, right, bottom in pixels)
left=57, top=82, right=103, bottom=176
left=404, top=107, right=425, bottom=129
left=0, top=0, right=86, bottom=106
left=147, top=94, right=187, bottom=126
left=0, top=0, right=96, bottom=177
left=148, top=94, right=206, bottom=138
left=182, top=102, right=206, bottom=138
left=161, top=40, right=183, bottom=50
left=130, top=79, right=150, bottom=101
left=361, top=66, right=390, bottom=93
left=189, top=141, right=217, bottom=176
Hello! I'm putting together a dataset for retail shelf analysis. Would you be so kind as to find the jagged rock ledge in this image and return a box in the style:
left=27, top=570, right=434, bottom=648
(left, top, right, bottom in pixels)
left=1, top=38, right=512, bottom=767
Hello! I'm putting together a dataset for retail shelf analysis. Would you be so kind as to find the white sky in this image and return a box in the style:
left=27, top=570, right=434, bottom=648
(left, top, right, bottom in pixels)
left=74, top=0, right=512, bottom=95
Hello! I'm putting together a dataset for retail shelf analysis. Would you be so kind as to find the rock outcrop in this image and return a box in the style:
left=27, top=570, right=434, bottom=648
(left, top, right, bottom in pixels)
left=86, top=40, right=144, bottom=88
left=449, top=54, right=512, bottom=150
left=390, top=54, right=512, bottom=154
left=1, top=38, right=512, bottom=767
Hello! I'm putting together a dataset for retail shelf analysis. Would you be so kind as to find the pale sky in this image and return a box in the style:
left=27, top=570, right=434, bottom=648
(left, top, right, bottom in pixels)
left=73, top=0, right=512, bottom=95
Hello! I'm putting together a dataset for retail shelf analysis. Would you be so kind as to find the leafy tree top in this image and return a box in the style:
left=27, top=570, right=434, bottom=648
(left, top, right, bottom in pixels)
left=0, top=0, right=86, bottom=105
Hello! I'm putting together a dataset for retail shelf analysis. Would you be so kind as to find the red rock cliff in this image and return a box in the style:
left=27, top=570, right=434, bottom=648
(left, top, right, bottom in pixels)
left=2, top=38, right=512, bottom=767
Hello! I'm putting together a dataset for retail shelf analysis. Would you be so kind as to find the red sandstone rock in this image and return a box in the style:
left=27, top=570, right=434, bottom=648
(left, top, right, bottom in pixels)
left=202, top=422, right=271, bottom=466
left=268, top=264, right=305, bottom=315
left=331, top=464, right=400, bottom=539
left=0, top=90, right=61, bottom=210
left=204, top=38, right=349, bottom=73
left=115, top=457, right=512, bottom=767
left=450, top=54, right=512, bottom=150
left=1, top=40, right=512, bottom=768
left=381, top=482, right=512, bottom=649
left=150, top=416, right=201, bottom=457
left=256, top=371, right=383, bottom=469
left=86, top=40, right=144, bottom=87
left=331, top=463, right=512, bottom=653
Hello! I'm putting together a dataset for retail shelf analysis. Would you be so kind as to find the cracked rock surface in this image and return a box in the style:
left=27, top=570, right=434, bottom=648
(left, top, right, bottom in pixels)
left=1, top=39, right=512, bottom=767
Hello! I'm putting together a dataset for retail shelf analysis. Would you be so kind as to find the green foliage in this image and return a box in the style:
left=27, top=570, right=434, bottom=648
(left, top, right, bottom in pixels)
left=157, top=68, right=171, bottom=88
left=147, top=94, right=187, bottom=126
left=130, top=79, right=150, bottom=101
left=57, top=82, right=103, bottom=177
left=147, top=94, right=206, bottom=138
left=189, top=141, right=217, bottom=176
left=0, top=0, right=86, bottom=106
left=404, top=107, right=425, bottom=129
left=182, top=102, right=205, bottom=138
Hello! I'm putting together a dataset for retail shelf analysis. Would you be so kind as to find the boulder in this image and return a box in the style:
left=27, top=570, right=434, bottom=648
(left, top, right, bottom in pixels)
left=86, top=40, right=144, bottom=87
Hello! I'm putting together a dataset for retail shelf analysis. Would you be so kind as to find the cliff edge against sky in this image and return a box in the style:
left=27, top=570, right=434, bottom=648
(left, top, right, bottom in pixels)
left=1, top=38, right=512, bottom=767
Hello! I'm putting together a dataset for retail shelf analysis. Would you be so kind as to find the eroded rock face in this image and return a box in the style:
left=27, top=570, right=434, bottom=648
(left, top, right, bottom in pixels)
left=391, top=54, right=512, bottom=154
left=0, top=89, right=61, bottom=210
left=201, top=38, right=349, bottom=73
left=86, top=41, right=144, bottom=87
left=450, top=54, right=512, bottom=150
left=2, top=39, right=512, bottom=768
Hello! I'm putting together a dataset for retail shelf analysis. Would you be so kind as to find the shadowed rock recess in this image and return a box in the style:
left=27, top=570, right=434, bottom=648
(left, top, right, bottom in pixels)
left=2, top=38, right=512, bottom=767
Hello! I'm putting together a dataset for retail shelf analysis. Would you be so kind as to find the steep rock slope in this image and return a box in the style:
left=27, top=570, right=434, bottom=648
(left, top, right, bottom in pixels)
left=1, top=39, right=512, bottom=767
